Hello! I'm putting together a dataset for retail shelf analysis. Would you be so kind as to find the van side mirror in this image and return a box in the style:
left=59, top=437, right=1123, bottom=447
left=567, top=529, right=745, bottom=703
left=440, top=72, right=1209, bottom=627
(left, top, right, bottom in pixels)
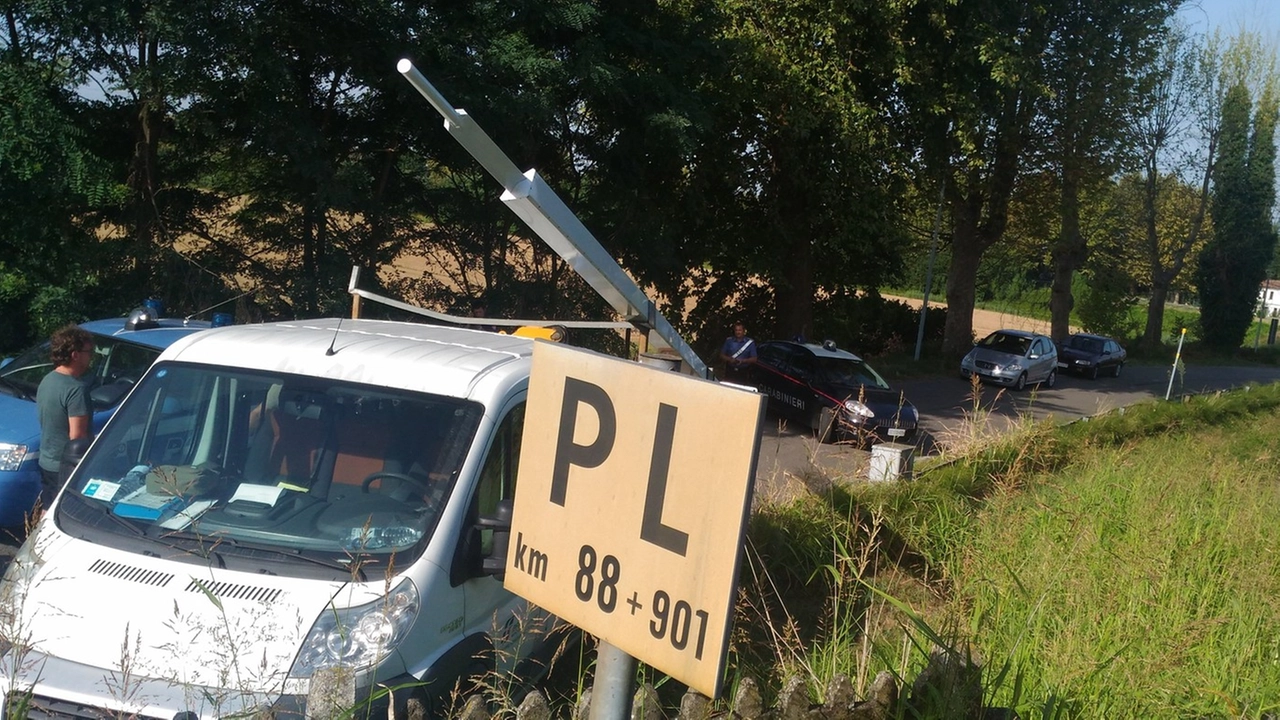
left=477, top=499, right=513, bottom=579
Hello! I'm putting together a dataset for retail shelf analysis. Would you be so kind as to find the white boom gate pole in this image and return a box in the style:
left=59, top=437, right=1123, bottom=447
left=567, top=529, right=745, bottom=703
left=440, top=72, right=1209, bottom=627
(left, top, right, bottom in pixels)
left=397, top=59, right=710, bottom=379
left=1165, top=327, right=1186, bottom=401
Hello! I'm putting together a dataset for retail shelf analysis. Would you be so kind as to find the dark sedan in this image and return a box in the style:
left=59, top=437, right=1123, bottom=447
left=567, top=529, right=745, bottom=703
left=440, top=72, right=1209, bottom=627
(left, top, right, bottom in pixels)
left=1057, top=333, right=1127, bottom=379
left=750, top=340, right=918, bottom=444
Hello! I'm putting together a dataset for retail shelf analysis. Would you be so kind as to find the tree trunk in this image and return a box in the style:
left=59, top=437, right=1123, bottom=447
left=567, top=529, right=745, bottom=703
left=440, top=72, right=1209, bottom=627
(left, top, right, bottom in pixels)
left=1144, top=282, right=1168, bottom=347
left=300, top=202, right=318, bottom=316
left=774, top=228, right=814, bottom=341
left=943, top=220, right=981, bottom=359
left=1049, top=168, right=1084, bottom=342
left=129, top=37, right=162, bottom=290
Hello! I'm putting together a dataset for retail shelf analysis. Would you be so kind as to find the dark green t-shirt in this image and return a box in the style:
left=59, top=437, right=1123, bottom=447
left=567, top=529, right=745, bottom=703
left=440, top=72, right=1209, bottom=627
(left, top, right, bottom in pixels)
left=36, top=371, right=91, bottom=473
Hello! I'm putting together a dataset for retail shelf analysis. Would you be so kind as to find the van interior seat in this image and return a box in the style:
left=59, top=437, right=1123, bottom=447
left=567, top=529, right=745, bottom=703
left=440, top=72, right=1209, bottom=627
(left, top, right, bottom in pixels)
left=331, top=408, right=396, bottom=487
left=244, top=384, right=330, bottom=487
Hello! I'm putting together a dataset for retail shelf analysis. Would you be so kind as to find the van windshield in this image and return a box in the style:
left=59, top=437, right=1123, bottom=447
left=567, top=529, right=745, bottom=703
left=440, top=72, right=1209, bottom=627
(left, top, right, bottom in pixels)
left=56, top=362, right=483, bottom=571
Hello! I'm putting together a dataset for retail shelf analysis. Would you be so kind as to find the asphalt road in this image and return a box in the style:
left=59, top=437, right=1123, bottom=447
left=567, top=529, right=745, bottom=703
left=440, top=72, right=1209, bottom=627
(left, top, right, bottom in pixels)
left=750, top=361, right=1280, bottom=499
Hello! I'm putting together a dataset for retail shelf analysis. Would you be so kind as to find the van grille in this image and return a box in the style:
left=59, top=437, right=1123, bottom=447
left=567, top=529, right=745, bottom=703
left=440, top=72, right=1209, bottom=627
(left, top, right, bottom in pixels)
left=5, top=690, right=165, bottom=720
left=87, top=559, right=174, bottom=588
left=185, top=578, right=281, bottom=603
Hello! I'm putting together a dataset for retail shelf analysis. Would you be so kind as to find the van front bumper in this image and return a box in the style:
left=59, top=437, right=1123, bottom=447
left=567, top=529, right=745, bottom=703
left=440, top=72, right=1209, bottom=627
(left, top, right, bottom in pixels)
left=0, top=650, right=305, bottom=720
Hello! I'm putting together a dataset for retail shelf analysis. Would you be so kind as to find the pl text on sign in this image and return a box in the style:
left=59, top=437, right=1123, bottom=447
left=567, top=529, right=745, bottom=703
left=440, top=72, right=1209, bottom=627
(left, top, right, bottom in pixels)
left=505, top=342, right=763, bottom=698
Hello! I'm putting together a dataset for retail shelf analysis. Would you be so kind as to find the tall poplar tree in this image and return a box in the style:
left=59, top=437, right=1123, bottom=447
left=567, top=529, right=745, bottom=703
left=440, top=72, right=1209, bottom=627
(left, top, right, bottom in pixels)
left=1196, top=81, right=1279, bottom=349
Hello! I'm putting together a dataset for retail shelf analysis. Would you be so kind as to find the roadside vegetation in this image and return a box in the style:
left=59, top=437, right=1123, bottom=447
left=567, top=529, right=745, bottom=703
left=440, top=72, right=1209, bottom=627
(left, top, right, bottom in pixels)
left=733, top=380, right=1280, bottom=718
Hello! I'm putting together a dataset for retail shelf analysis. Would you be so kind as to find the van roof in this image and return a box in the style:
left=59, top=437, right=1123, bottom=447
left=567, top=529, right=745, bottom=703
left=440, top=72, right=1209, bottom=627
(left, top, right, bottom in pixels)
left=156, top=319, right=535, bottom=398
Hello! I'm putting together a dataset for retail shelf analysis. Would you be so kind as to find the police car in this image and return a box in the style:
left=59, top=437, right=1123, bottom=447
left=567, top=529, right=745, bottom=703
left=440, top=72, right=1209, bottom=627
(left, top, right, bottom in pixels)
left=0, top=306, right=220, bottom=528
left=750, top=339, right=918, bottom=444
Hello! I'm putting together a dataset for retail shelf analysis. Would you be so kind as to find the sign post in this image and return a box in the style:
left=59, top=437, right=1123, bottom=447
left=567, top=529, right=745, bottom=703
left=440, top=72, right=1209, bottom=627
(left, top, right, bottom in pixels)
left=506, top=342, right=764, bottom=702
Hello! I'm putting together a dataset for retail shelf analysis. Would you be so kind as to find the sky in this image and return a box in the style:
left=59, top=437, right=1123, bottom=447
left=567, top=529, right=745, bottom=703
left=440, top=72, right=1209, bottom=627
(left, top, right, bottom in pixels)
left=1179, top=0, right=1280, bottom=42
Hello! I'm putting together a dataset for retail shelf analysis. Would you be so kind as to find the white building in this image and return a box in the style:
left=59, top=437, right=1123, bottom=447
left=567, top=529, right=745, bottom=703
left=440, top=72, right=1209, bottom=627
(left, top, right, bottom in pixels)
left=1260, top=279, right=1280, bottom=316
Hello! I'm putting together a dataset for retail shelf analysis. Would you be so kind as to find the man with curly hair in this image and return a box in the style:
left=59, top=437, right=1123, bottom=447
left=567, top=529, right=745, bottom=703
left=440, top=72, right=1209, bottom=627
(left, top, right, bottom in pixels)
left=35, top=325, right=95, bottom=509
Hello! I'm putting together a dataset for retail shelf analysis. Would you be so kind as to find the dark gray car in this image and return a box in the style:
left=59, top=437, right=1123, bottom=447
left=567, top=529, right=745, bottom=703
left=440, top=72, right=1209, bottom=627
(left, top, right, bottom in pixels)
left=1057, top=333, right=1127, bottom=379
left=959, top=329, right=1058, bottom=391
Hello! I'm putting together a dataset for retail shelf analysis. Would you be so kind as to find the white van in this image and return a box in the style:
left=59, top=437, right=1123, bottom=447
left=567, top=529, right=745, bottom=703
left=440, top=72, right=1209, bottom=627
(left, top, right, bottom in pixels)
left=0, top=319, right=561, bottom=718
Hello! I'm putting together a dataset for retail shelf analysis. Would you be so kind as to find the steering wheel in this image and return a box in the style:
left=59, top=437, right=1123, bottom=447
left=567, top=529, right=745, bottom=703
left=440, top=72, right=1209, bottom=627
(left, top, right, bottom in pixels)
left=360, top=471, right=433, bottom=497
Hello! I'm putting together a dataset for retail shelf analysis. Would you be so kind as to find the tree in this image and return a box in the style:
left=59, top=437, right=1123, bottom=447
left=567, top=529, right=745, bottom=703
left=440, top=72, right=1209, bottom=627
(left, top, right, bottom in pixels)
left=1075, top=180, right=1144, bottom=339
left=1041, top=0, right=1179, bottom=343
left=670, top=0, right=908, bottom=342
left=1128, top=29, right=1222, bottom=349
left=896, top=0, right=1052, bottom=359
left=17, top=0, right=236, bottom=314
left=1196, top=78, right=1279, bottom=349
left=170, top=0, right=441, bottom=318
left=0, top=6, right=120, bottom=348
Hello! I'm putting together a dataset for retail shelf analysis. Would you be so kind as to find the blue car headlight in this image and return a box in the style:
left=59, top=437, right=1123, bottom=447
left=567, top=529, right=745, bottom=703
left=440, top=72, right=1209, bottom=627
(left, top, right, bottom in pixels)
left=0, top=444, right=27, bottom=472
left=290, top=579, right=419, bottom=678
left=1006, top=362, right=1023, bottom=373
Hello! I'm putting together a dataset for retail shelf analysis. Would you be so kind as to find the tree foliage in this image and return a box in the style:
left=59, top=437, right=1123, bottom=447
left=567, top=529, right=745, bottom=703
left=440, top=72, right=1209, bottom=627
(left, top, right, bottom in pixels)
left=0, top=12, right=121, bottom=346
left=0, top=0, right=1238, bottom=361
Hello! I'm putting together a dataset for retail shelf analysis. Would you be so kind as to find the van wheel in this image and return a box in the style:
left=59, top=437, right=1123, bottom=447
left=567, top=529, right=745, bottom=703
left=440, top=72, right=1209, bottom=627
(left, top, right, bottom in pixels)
left=1014, top=373, right=1026, bottom=391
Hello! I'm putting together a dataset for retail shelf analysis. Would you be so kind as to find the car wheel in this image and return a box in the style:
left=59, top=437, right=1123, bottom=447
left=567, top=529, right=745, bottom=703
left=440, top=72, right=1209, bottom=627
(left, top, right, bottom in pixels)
left=1045, top=368, right=1056, bottom=389
left=1113, top=362, right=1123, bottom=378
left=816, top=407, right=838, bottom=444
left=1089, top=365, right=1099, bottom=380
left=1014, top=372, right=1026, bottom=391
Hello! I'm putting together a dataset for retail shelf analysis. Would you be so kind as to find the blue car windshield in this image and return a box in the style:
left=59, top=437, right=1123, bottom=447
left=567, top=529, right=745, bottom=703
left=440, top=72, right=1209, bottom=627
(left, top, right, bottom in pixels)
left=0, top=334, right=163, bottom=407
left=0, top=341, right=54, bottom=398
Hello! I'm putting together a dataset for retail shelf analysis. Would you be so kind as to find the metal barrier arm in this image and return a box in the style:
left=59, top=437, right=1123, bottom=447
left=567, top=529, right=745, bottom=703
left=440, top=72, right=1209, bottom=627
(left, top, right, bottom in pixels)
left=397, top=59, right=710, bottom=379
left=346, top=267, right=632, bottom=330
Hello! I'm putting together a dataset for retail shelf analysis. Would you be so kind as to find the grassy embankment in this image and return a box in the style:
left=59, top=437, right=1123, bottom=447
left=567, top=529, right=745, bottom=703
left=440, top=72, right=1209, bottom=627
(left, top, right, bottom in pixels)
left=736, top=380, right=1280, bottom=718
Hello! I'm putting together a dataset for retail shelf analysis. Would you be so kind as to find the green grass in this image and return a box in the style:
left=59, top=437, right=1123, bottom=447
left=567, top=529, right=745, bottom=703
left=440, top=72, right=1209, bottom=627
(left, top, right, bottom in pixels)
left=956, top=420, right=1280, bottom=716
left=739, top=382, right=1280, bottom=718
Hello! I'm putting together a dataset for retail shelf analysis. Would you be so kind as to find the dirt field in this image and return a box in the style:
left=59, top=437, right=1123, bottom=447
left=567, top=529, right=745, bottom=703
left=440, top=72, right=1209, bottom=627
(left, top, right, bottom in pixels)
left=884, top=294, right=1073, bottom=338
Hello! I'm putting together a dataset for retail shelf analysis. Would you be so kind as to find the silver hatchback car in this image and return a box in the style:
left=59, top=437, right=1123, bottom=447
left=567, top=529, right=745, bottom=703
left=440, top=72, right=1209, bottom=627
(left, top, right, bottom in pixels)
left=959, top=329, right=1058, bottom=391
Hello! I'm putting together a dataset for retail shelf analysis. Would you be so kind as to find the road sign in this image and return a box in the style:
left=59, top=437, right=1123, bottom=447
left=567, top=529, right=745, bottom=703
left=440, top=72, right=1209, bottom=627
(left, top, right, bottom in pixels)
left=505, top=341, right=763, bottom=697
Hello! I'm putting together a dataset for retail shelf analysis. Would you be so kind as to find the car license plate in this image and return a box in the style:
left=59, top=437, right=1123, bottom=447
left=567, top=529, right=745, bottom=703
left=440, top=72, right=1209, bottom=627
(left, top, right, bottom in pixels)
left=888, top=428, right=906, bottom=438
left=1056, top=362, right=1067, bottom=368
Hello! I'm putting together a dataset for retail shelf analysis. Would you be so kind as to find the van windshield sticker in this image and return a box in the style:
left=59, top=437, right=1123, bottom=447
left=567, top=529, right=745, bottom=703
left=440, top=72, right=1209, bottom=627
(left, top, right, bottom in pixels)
left=230, top=483, right=283, bottom=506
left=82, top=479, right=122, bottom=501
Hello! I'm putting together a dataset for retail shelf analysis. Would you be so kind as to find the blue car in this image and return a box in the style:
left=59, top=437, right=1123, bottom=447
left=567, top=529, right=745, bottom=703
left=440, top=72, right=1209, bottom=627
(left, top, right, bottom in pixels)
left=0, top=312, right=216, bottom=527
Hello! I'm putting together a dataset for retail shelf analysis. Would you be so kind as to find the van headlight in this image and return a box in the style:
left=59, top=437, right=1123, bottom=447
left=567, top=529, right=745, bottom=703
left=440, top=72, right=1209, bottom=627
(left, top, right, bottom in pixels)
left=0, top=444, right=26, bottom=472
left=290, top=579, right=419, bottom=677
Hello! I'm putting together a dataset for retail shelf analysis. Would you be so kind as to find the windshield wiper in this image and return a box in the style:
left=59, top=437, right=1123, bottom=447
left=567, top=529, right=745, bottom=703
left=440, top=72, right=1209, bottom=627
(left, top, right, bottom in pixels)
left=190, top=535, right=366, bottom=581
